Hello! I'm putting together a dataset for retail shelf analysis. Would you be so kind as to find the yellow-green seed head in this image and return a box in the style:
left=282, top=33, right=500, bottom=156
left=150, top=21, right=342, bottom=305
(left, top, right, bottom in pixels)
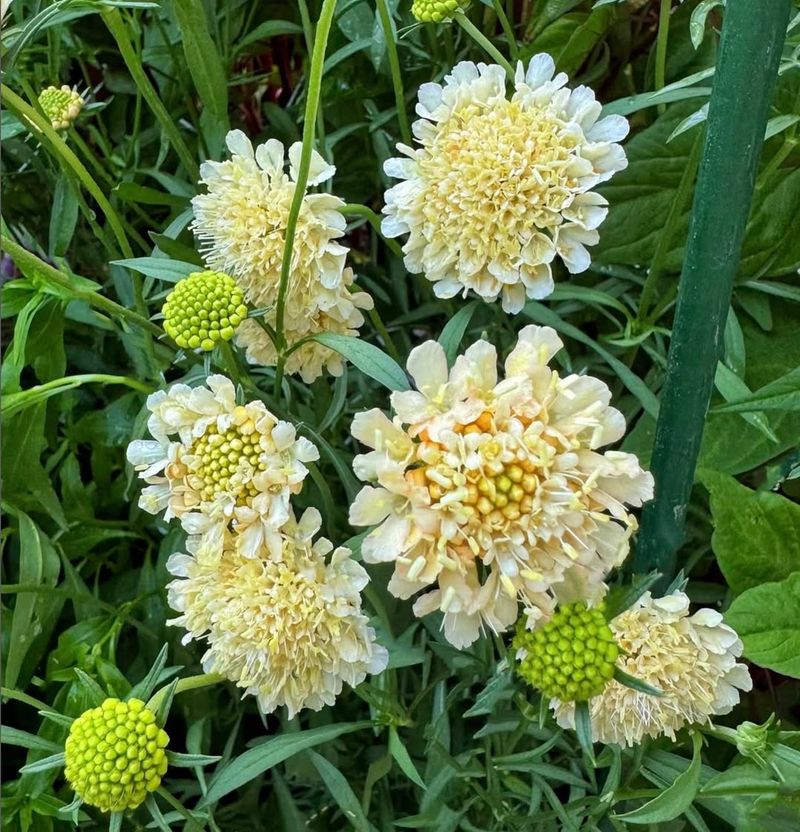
left=162, top=270, right=248, bottom=351
left=38, top=85, right=83, bottom=131
left=412, top=0, right=470, bottom=24
left=513, top=602, right=619, bottom=702
left=64, top=698, right=169, bottom=813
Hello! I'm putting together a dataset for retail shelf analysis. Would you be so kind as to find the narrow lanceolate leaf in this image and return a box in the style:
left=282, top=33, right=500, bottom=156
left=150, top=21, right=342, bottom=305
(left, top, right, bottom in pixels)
left=20, top=751, right=66, bottom=774
left=573, top=702, right=595, bottom=768
left=389, top=728, right=426, bottom=789
left=1, top=726, right=64, bottom=753
left=613, top=668, right=663, bottom=698
left=614, top=732, right=703, bottom=824
left=711, top=366, right=800, bottom=414
left=200, top=721, right=372, bottom=806
left=438, top=301, right=480, bottom=366
left=167, top=751, right=222, bottom=767
left=634, top=0, right=794, bottom=578
left=311, top=333, right=410, bottom=391
left=308, top=751, right=378, bottom=832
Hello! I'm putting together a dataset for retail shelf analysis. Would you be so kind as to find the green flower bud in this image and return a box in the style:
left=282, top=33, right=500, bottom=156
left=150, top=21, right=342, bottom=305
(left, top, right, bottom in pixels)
left=513, top=602, right=619, bottom=702
left=411, top=0, right=470, bottom=24
left=64, top=698, right=169, bottom=812
left=38, top=85, right=83, bottom=131
left=162, top=270, right=248, bottom=351
left=735, top=715, right=778, bottom=763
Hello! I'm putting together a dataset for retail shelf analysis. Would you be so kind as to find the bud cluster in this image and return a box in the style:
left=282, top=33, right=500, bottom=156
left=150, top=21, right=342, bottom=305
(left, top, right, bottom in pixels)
left=411, top=0, right=470, bottom=24
left=38, top=85, right=83, bottom=131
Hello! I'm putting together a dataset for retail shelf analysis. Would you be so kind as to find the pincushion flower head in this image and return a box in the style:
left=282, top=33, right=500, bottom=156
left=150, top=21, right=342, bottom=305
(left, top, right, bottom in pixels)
left=552, top=592, right=752, bottom=747
left=348, top=325, right=653, bottom=648
left=167, top=508, right=389, bottom=718
left=38, top=84, right=83, bottom=130
left=126, top=374, right=318, bottom=556
left=191, top=130, right=373, bottom=382
left=382, top=57, right=628, bottom=313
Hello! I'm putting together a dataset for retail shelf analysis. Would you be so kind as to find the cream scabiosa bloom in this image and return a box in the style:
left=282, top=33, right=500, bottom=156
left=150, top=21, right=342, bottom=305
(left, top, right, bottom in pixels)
left=167, top=509, right=388, bottom=718
left=192, top=130, right=372, bottom=382
left=382, top=57, right=628, bottom=313
left=126, top=374, right=318, bottom=556
left=553, top=592, right=752, bottom=747
left=348, top=325, right=653, bottom=648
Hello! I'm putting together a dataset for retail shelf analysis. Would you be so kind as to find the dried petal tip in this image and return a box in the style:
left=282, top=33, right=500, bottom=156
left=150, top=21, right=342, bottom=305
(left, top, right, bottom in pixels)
left=412, top=0, right=469, bottom=23
left=162, top=270, right=248, bottom=351
left=38, top=85, right=82, bottom=131
left=513, top=602, right=618, bottom=701
left=64, top=698, right=168, bottom=812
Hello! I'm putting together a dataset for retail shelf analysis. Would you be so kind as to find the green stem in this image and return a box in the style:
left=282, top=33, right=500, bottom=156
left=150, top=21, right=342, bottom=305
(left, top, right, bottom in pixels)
left=654, top=0, right=671, bottom=113
left=633, top=0, right=793, bottom=579
left=375, top=0, right=412, bottom=145
left=492, top=0, right=519, bottom=60
left=638, top=130, right=703, bottom=322
left=368, top=307, right=401, bottom=363
left=1, top=234, right=160, bottom=337
left=297, top=0, right=327, bottom=152
left=101, top=8, right=199, bottom=180
left=146, top=673, right=224, bottom=714
left=273, top=0, right=338, bottom=395
left=454, top=10, right=514, bottom=78
left=342, top=203, right=403, bottom=256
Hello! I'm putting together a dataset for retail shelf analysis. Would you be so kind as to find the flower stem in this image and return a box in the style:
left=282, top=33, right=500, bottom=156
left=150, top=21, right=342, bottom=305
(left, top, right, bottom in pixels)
left=145, top=673, right=224, bottom=714
left=273, top=0, right=338, bottom=397
left=654, top=0, right=671, bottom=114
left=342, top=203, right=403, bottom=257
left=633, top=0, right=793, bottom=579
left=492, top=0, right=519, bottom=61
left=454, top=10, right=515, bottom=78
left=375, top=0, right=412, bottom=145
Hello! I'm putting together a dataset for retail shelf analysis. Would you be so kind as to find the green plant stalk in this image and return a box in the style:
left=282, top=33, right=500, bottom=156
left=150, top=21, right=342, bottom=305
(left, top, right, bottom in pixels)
left=297, top=0, right=327, bottom=151
left=492, top=0, right=518, bottom=61
left=638, top=131, right=703, bottom=322
left=273, top=0, right=338, bottom=396
left=1, top=234, right=160, bottom=337
left=375, top=0, right=412, bottom=146
left=101, top=8, right=199, bottom=180
left=342, top=203, right=403, bottom=256
left=654, top=0, right=671, bottom=113
left=454, top=10, right=514, bottom=78
left=633, top=0, right=793, bottom=579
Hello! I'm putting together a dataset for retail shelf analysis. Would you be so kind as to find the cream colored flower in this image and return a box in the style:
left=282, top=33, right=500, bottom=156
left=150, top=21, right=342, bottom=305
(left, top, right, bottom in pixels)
left=235, top=265, right=373, bottom=384
left=126, top=374, right=318, bottom=556
left=553, top=592, right=753, bottom=747
left=348, top=325, right=652, bottom=648
left=191, top=130, right=373, bottom=382
left=167, top=509, right=388, bottom=718
left=382, top=57, right=628, bottom=313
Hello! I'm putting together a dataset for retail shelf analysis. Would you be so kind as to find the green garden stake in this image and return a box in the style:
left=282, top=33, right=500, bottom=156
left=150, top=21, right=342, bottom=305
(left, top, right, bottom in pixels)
left=634, top=0, right=793, bottom=580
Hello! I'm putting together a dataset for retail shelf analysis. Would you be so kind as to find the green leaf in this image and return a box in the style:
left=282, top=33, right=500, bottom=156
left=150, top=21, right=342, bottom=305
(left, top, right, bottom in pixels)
left=574, top=701, right=595, bottom=768
left=167, top=751, right=222, bottom=767
left=308, top=750, right=378, bottom=832
left=0, top=726, right=63, bottom=753
left=615, top=732, right=702, bottom=824
left=703, top=470, right=800, bottom=593
left=311, top=333, right=410, bottom=391
left=714, top=362, right=778, bottom=442
left=712, top=366, right=800, bottom=414
left=172, top=0, right=229, bottom=129
left=200, top=721, right=372, bottom=806
left=613, top=667, right=663, bottom=697
left=19, top=751, right=66, bottom=774
left=110, top=257, right=197, bottom=282
left=604, top=572, right=661, bottom=620
left=389, top=728, right=426, bottom=789
left=724, top=572, right=800, bottom=678
left=437, top=301, right=479, bottom=366
left=49, top=175, right=79, bottom=258
left=3, top=510, right=43, bottom=688
left=237, top=19, right=303, bottom=50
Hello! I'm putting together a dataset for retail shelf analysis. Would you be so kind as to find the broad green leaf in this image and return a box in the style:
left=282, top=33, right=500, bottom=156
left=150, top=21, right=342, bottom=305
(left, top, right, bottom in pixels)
left=703, top=470, right=800, bottom=593
left=309, top=751, right=378, bottom=832
left=437, top=300, right=479, bottom=366
left=615, top=732, right=702, bottom=824
left=311, top=333, right=410, bottom=391
left=200, top=721, right=371, bottom=806
left=724, top=572, right=800, bottom=678
left=172, top=0, right=229, bottom=129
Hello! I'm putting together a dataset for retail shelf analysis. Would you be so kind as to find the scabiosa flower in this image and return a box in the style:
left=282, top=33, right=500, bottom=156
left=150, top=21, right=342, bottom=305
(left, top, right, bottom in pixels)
left=64, top=698, right=168, bottom=812
left=382, top=57, right=628, bottom=313
left=126, top=374, right=318, bottom=556
left=348, top=325, right=653, bottom=648
left=162, top=270, right=248, bottom=351
left=38, top=85, right=83, bottom=131
left=191, top=130, right=373, bottom=382
left=412, top=0, right=469, bottom=23
left=552, top=592, right=753, bottom=747
left=167, top=508, right=389, bottom=718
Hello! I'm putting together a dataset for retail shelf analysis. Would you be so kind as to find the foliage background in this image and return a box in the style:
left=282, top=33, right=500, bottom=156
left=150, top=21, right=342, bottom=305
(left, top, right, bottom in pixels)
left=2, top=0, right=800, bottom=829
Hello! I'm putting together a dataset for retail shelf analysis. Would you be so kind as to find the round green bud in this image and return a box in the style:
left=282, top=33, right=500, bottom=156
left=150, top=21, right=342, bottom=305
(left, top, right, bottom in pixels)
left=513, top=602, right=619, bottom=702
left=38, top=85, right=83, bottom=131
left=162, top=270, right=248, bottom=351
left=64, top=698, right=169, bottom=813
left=411, top=0, right=470, bottom=24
